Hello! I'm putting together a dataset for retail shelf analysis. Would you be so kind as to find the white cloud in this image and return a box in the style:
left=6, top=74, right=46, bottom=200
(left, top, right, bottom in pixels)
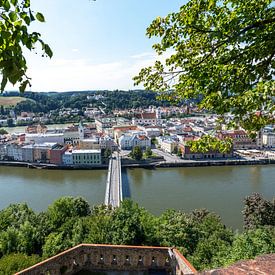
left=6, top=50, right=175, bottom=92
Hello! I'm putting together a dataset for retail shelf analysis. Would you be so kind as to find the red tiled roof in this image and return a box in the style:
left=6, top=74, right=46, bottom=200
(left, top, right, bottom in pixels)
left=200, top=254, right=275, bottom=275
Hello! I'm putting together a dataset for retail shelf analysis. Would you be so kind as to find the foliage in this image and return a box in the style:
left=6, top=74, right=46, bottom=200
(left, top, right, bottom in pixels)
left=109, top=200, right=146, bottom=245
left=243, top=193, right=275, bottom=230
left=187, top=135, right=233, bottom=153
left=130, top=146, right=143, bottom=161
left=188, top=210, right=234, bottom=270
left=134, top=0, right=275, bottom=131
left=103, top=148, right=112, bottom=159
left=0, top=196, right=274, bottom=272
left=144, top=147, right=152, bottom=158
left=84, top=205, right=113, bottom=244
left=0, top=253, right=40, bottom=275
left=42, top=232, right=72, bottom=258
left=0, top=128, right=8, bottom=135
left=47, top=196, right=91, bottom=230
left=0, top=203, right=37, bottom=231
left=224, top=227, right=275, bottom=266
left=0, top=0, right=52, bottom=92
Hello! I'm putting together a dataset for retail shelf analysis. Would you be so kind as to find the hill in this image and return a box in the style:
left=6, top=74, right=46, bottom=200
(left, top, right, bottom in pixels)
left=0, top=96, right=28, bottom=107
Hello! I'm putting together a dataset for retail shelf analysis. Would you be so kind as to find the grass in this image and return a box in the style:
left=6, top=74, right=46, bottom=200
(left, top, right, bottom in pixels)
left=0, top=96, right=27, bottom=107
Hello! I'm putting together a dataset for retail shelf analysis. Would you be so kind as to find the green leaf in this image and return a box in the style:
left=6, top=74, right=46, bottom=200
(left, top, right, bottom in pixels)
left=44, top=44, right=53, bottom=58
left=9, top=11, right=18, bottom=22
left=35, top=12, right=45, bottom=22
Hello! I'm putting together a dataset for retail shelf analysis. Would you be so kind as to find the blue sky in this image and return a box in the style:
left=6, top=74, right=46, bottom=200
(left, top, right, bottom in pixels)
left=8, top=0, right=186, bottom=92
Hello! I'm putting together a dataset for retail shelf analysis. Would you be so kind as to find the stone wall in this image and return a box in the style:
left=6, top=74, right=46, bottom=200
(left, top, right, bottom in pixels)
left=16, top=244, right=196, bottom=275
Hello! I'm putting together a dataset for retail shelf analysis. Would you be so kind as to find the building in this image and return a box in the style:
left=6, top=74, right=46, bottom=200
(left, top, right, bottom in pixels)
left=113, top=125, right=139, bottom=141
left=95, top=117, right=117, bottom=133
left=132, top=112, right=158, bottom=125
left=160, top=139, right=177, bottom=154
left=119, top=134, right=151, bottom=150
left=64, top=126, right=80, bottom=145
left=50, top=144, right=68, bottom=165
left=63, top=149, right=102, bottom=166
left=33, top=143, right=57, bottom=163
left=179, top=144, right=233, bottom=160
left=25, top=133, right=64, bottom=144
left=100, top=135, right=118, bottom=151
left=79, top=138, right=100, bottom=150
left=62, top=151, right=73, bottom=165
left=217, top=130, right=257, bottom=150
left=16, top=244, right=196, bottom=275
left=25, top=124, right=47, bottom=134
left=4, top=143, right=23, bottom=161
left=262, top=132, right=275, bottom=148
left=22, top=144, right=34, bottom=162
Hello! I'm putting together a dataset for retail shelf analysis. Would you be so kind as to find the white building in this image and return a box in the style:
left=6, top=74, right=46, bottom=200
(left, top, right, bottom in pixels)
left=263, top=132, right=275, bottom=148
left=159, top=139, right=177, bottom=154
left=5, top=144, right=23, bottom=161
left=119, top=134, right=151, bottom=150
left=132, top=112, right=158, bottom=126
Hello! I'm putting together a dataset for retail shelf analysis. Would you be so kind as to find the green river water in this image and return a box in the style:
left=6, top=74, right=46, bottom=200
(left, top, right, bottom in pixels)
left=0, top=165, right=274, bottom=229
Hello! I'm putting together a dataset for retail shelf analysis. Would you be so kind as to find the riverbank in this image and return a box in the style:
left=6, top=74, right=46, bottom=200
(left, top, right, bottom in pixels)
left=0, top=157, right=274, bottom=170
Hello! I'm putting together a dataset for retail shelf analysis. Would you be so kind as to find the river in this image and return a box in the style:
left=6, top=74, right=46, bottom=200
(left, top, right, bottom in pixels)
left=0, top=165, right=274, bottom=230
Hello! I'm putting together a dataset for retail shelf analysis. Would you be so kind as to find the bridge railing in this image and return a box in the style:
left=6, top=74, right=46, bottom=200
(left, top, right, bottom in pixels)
left=104, top=156, right=112, bottom=205
left=118, top=153, right=123, bottom=206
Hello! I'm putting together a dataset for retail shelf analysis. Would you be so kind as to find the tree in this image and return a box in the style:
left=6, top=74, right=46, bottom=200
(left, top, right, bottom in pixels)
left=187, top=135, right=233, bottom=153
left=224, top=227, right=275, bottom=266
left=7, top=118, right=14, bottom=127
left=0, top=253, right=40, bottom=274
left=0, top=0, right=52, bottom=92
left=134, top=0, right=275, bottom=132
left=0, top=128, right=8, bottom=135
left=130, top=146, right=143, bottom=161
left=242, top=193, right=275, bottom=230
left=103, top=148, right=112, bottom=159
left=109, top=200, right=146, bottom=245
left=144, top=147, right=152, bottom=158
left=47, top=197, right=90, bottom=230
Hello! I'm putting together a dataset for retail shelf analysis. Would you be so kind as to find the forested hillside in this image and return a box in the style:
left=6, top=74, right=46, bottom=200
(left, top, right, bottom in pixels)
left=3, top=90, right=175, bottom=114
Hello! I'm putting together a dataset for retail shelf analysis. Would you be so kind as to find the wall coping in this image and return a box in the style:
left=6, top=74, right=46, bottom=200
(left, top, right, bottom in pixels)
left=17, top=244, right=195, bottom=274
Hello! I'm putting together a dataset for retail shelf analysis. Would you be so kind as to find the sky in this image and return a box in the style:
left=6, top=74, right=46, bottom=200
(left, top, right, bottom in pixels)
left=7, top=0, right=186, bottom=92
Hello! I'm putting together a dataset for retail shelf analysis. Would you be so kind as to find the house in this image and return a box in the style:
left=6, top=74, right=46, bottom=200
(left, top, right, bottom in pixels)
left=26, top=124, right=47, bottom=134
left=262, top=132, right=275, bottom=148
left=50, top=144, right=68, bottom=165
left=179, top=144, right=233, bottom=159
left=33, top=143, right=57, bottom=163
left=113, top=125, right=139, bottom=141
left=95, top=117, right=117, bottom=133
left=5, top=143, right=23, bottom=161
left=160, top=139, right=177, bottom=154
left=119, top=134, right=151, bottom=150
left=132, top=112, right=158, bottom=125
left=100, top=135, right=118, bottom=151
left=217, top=130, right=257, bottom=150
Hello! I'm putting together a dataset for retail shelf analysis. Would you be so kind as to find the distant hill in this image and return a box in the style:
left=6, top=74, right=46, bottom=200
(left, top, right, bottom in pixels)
left=0, top=96, right=28, bottom=107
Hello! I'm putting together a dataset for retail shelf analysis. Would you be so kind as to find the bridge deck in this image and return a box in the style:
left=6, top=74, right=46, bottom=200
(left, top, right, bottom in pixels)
left=105, top=152, right=122, bottom=207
